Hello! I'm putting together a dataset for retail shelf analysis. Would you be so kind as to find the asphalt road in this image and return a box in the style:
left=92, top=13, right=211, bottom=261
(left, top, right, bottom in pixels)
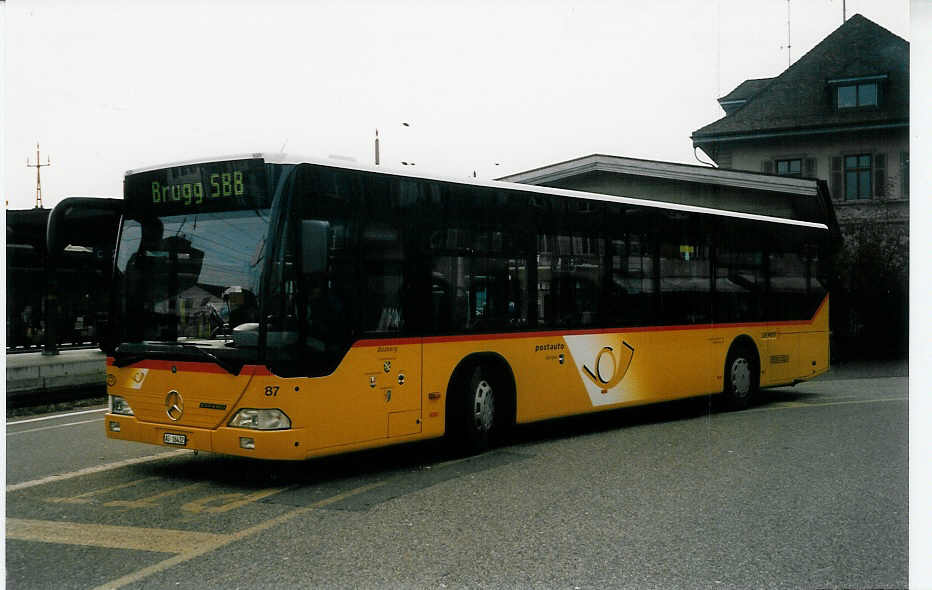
left=6, top=374, right=908, bottom=589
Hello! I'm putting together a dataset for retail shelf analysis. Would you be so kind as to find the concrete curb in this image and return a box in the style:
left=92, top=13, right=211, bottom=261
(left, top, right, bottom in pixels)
left=6, top=349, right=107, bottom=397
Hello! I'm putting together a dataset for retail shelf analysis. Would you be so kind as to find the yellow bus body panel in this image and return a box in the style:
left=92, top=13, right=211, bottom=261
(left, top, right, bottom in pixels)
left=106, top=297, right=829, bottom=460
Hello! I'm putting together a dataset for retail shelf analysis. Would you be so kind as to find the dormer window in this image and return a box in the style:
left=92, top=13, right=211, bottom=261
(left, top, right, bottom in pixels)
left=829, top=74, right=886, bottom=110
left=718, top=99, right=747, bottom=115
left=837, top=83, right=878, bottom=108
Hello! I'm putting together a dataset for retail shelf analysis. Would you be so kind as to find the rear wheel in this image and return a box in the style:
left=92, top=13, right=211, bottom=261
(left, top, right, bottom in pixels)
left=723, top=345, right=758, bottom=410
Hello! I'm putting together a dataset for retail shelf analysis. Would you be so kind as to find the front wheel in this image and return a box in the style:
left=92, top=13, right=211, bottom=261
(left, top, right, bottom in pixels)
left=458, top=366, right=497, bottom=454
left=723, top=346, right=758, bottom=410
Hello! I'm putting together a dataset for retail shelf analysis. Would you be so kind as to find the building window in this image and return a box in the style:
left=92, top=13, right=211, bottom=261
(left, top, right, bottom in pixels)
left=844, top=154, right=872, bottom=200
left=837, top=82, right=878, bottom=109
left=900, top=152, right=909, bottom=198
left=776, top=159, right=802, bottom=177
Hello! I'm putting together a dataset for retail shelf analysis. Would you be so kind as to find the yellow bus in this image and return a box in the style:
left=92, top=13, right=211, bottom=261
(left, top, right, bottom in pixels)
left=62, top=154, right=836, bottom=459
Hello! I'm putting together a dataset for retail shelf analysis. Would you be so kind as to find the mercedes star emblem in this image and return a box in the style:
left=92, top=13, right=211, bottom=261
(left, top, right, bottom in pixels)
left=165, top=390, right=184, bottom=421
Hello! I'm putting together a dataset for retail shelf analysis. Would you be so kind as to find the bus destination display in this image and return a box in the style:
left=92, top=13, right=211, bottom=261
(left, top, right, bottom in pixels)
left=125, top=158, right=270, bottom=216
left=152, top=171, right=245, bottom=205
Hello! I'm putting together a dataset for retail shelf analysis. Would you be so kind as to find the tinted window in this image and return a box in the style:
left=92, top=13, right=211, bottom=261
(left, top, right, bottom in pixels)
left=767, top=226, right=829, bottom=321
left=658, top=211, right=711, bottom=325
left=837, top=85, right=857, bottom=108
left=715, top=221, right=765, bottom=323
left=359, top=175, right=412, bottom=334
left=427, top=183, right=529, bottom=333
left=859, top=82, right=878, bottom=106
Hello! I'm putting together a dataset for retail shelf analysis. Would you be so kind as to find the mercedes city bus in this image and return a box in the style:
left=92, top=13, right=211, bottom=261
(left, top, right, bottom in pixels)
left=51, top=154, right=836, bottom=459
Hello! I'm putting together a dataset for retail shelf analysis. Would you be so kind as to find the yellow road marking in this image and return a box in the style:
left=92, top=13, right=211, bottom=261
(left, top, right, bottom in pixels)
left=91, top=481, right=386, bottom=590
left=7, top=451, right=186, bottom=493
left=769, top=401, right=810, bottom=408
left=6, top=519, right=229, bottom=554
left=430, top=454, right=481, bottom=471
left=104, top=482, right=205, bottom=509
left=747, top=396, right=907, bottom=413
left=182, top=487, right=289, bottom=514
left=181, top=493, right=243, bottom=514
left=46, top=478, right=156, bottom=504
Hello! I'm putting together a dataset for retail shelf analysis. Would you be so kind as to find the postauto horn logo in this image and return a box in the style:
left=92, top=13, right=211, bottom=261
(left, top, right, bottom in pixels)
left=582, top=342, right=634, bottom=391
left=564, top=335, right=636, bottom=407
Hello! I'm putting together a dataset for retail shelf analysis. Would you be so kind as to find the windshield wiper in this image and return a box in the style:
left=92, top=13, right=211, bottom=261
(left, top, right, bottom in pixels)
left=179, top=344, right=243, bottom=376
left=113, top=342, right=243, bottom=375
left=111, top=347, right=146, bottom=368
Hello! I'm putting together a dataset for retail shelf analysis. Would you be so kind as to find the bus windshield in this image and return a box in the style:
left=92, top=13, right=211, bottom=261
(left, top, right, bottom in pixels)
left=112, top=157, right=280, bottom=363
left=115, top=209, right=271, bottom=346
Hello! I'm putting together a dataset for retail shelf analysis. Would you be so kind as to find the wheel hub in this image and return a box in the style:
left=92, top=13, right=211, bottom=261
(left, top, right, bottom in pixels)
left=473, top=380, right=495, bottom=432
left=731, top=358, right=751, bottom=397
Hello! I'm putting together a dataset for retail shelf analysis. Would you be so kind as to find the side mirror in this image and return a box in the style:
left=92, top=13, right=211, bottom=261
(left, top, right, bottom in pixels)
left=98, top=317, right=118, bottom=355
left=232, top=322, right=259, bottom=348
left=301, top=220, right=330, bottom=274
left=47, top=197, right=123, bottom=265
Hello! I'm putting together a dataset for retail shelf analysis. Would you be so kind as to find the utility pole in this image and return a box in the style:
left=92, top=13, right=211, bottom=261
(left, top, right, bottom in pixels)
left=785, top=0, right=792, bottom=68
left=27, top=141, right=59, bottom=356
left=26, top=142, right=51, bottom=209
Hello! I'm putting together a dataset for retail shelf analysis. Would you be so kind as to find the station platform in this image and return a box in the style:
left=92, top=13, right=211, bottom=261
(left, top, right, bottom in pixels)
left=6, top=348, right=107, bottom=400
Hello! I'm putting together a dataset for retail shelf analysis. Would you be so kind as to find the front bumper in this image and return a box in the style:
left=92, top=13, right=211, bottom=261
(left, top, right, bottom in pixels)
left=105, top=414, right=307, bottom=460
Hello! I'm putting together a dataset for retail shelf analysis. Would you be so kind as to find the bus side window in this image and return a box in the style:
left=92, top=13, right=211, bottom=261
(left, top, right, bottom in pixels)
left=360, top=175, right=406, bottom=334
left=768, top=248, right=808, bottom=321
left=290, top=165, right=360, bottom=369
left=715, top=224, right=765, bottom=323
left=427, top=185, right=528, bottom=334
left=658, top=212, right=712, bottom=325
left=767, top=230, right=825, bottom=321
left=805, top=242, right=827, bottom=302
left=538, top=232, right=602, bottom=328
left=607, top=233, right=655, bottom=327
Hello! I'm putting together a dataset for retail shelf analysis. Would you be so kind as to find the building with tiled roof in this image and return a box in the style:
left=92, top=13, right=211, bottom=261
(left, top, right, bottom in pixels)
left=693, top=13, right=908, bottom=358
left=692, top=14, right=909, bottom=219
left=501, top=14, right=907, bottom=359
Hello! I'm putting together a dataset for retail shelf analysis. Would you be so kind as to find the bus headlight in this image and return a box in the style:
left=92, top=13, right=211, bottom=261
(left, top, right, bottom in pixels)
left=109, top=395, right=134, bottom=416
left=228, top=408, right=291, bottom=430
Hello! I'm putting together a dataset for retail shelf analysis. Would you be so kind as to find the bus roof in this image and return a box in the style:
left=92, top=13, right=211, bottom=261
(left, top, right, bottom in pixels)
left=125, top=153, right=830, bottom=231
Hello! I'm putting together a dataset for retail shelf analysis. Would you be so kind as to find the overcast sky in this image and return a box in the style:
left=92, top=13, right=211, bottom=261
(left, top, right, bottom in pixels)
left=2, top=0, right=912, bottom=210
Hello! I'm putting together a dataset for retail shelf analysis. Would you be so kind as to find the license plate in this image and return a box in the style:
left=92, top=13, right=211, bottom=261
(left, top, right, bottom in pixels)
left=163, top=433, right=187, bottom=446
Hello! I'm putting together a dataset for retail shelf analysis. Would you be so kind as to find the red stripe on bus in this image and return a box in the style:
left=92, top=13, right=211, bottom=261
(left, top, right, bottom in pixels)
left=106, top=358, right=271, bottom=376
left=354, top=337, right=422, bottom=347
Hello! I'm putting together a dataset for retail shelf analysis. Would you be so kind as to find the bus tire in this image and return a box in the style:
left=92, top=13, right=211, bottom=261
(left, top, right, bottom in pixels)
left=723, top=343, right=758, bottom=410
left=450, top=364, right=498, bottom=455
